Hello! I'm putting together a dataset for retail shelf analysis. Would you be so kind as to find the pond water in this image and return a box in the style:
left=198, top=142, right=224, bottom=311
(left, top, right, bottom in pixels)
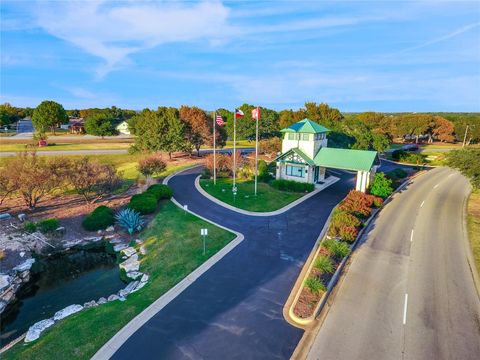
left=0, top=249, right=125, bottom=346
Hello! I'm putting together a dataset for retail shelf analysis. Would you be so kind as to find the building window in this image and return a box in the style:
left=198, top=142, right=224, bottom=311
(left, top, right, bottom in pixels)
left=286, top=165, right=304, bottom=177
left=302, top=133, right=309, bottom=141
left=315, top=133, right=325, bottom=140
left=288, top=133, right=295, bottom=140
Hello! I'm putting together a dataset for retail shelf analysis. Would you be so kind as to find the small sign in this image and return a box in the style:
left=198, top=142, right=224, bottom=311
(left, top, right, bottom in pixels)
left=183, top=205, right=188, bottom=211
left=201, top=228, right=208, bottom=236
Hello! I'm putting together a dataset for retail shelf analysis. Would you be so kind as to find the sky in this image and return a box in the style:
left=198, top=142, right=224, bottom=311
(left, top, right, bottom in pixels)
left=1, top=0, right=479, bottom=112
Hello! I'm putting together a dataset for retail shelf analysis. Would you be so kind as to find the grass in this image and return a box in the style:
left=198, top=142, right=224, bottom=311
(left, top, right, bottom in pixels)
left=199, top=177, right=305, bottom=212
left=467, top=190, right=480, bottom=279
left=0, top=142, right=131, bottom=152
left=224, top=140, right=255, bottom=148
left=2, top=201, right=236, bottom=360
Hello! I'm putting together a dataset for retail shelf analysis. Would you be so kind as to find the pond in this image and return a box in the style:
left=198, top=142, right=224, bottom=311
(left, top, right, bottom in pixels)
left=0, top=248, right=125, bottom=346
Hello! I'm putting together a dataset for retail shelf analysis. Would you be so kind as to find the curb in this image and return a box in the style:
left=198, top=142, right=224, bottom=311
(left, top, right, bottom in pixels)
left=463, top=186, right=480, bottom=300
left=92, top=166, right=244, bottom=360
left=194, top=175, right=340, bottom=217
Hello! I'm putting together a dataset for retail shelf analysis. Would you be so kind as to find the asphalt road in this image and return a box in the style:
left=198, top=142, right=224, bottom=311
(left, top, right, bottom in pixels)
left=13, top=120, right=34, bottom=138
left=111, top=167, right=356, bottom=360
left=307, top=167, right=480, bottom=360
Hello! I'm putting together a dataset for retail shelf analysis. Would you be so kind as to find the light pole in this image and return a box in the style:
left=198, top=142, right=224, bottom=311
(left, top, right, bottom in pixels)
left=200, top=228, right=208, bottom=255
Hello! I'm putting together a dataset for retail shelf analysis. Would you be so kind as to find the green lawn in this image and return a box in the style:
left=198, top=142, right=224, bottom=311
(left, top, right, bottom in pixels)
left=468, top=191, right=480, bottom=279
left=200, top=177, right=305, bottom=212
left=0, top=142, right=131, bottom=152
left=3, top=201, right=236, bottom=360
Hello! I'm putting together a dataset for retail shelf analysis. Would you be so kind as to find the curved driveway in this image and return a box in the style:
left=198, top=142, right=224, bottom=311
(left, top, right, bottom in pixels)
left=112, top=167, right=355, bottom=359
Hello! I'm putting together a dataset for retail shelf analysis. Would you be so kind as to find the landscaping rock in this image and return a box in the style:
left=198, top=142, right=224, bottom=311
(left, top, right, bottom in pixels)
left=0, top=213, right=12, bottom=221
left=25, top=319, right=55, bottom=342
left=119, top=296, right=127, bottom=302
left=121, top=247, right=137, bottom=258
left=105, top=226, right=115, bottom=232
left=83, top=300, right=97, bottom=308
left=83, top=236, right=103, bottom=242
left=20, top=251, right=25, bottom=258
left=0, top=274, right=12, bottom=292
left=109, top=237, right=122, bottom=244
left=135, top=239, right=143, bottom=245
left=131, top=281, right=146, bottom=293
left=107, top=294, right=119, bottom=302
left=53, top=304, right=83, bottom=321
left=0, top=300, right=7, bottom=313
left=62, top=239, right=83, bottom=249
left=13, top=258, right=35, bottom=272
left=139, top=246, right=147, bottom=255
left=140, top=274, right=149, bottom=283
left=119, top=256, right=140, bottom=273
left=113, top=243, right=128, bottom=252
left=18, top=213, right=27, bottom=222
left=97, top=297, right=107, bottom=305
left=55, top=227, right=66, bottom=235
left=97, top=230, right=103, bottom=235
left=118, top=281, right=139, bottom=297
left=126, top=271, right=143, bottom=280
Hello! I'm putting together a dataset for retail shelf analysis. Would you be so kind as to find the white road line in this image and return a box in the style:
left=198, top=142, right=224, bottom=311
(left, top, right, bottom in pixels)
left=403, top=293, right=409, bottom=325
left=420, top=200, right=425, bottom=208
left=410, top=229, right=414, bottom=243
left=434, top=184, right=439, bottom=189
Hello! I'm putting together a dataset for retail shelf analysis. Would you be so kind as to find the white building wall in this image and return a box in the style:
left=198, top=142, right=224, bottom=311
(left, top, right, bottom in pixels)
left=282, top=134, right=327, bottom=159
left=355, top=171, right=371, bottom=193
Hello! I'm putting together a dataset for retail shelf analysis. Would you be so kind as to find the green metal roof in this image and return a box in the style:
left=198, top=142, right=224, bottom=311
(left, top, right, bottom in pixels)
left=313, top=147, right=378, bottom=172
left=274, top=148, right=315, bottom=166
left=280, top=118, right=330, bottom=134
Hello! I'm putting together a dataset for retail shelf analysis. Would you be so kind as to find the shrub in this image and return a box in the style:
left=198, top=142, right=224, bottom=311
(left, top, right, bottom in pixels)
left=271, top=179, right=314, bottom=193
left=257, top=160, right=271, bottom=181
left=128, top=193, right=157, bottom=214
left=387, top=168, right=408, bottom=179
left=38, top=218, right=59, bottom=233
left=138, top=153, right=166, bottom=178
left=146, top=184, right=173, bottom=201
left=82, top=205, right=115, bottom=231
left=392, top=149, right=426, bottom=164
left=322, top=239, right=350, bottom=258
left=314, top=255, right=334, bottom=274
left=115, top=208, right=145, bottom=235
left=338, top=190, right=374, bottom=218
left=304, top=277, right=326, bottom=295
left=338, top=225, right=359, bottom=243
left=369, top=172, right=393, bottom=198
left=24, top=221, right=37, bottom=233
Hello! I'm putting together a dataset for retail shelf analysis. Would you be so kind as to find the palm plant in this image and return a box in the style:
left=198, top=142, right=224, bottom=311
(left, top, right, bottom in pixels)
left=115, top=208, right=145, bottom=237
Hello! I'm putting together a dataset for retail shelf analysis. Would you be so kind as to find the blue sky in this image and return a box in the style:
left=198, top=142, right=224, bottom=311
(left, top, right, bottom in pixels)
left=1, top=0, right=479, bottom=112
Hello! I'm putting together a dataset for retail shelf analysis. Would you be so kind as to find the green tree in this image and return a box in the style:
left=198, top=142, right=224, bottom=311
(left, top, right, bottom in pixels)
left=32, top=100, right=68, bottom=134
left=84, top=113, right=118, bottom=138
left=446, top=149, right=480, bottom=189
left=369, top=172, right=393, bottom=198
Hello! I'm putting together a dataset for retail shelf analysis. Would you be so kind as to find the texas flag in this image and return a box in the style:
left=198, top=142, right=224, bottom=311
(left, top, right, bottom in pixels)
left=235, top=109, right=244, bottom=118
left=251, top=107, right=260, bottom=121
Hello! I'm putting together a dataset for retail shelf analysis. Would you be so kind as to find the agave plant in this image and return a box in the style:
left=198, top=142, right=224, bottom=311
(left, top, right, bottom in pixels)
left=115, top=208, right=145, bottom=237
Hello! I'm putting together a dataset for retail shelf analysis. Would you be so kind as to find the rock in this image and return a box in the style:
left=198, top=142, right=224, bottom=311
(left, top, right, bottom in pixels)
left=83, top=236, right=103, bottom=242
left=109, top=237, right=122, bottom=244
left=139, top=246, right=147, bottom=255
left=20, top=251, right=25, bottom=258
left=113, top=244, right=128, bottom=252
left=0, top=213, right=12, bottom=221
left=97, top=230, right=103, bottom=235
left=119, top=296, right=127, bottom=302
left=18, top=213, right=27, bottom=222
left=83, top=300, right=97, bottom=308
left=97, top=297, right=107, bottom=305
left=0, top=274, right=12, bottom=292
left=121, top=247, right=137, bottom=258
left=53, top=304, right=83, bottom=321
left=25, top=319, right=55, bottom=342
left=62, top=239, right=83, bottom=249
left=13, top=258, right=35, bottom=272
left=107, top=294, right=119, bottom=302
left=0, top=300, right=7, bottom=313
left=131, top=281, right=146, bottom=293
left=135, top=239, right=143, bottom=245
left=55, top=227, right=66, bottom=235
left=119, top=257, right=140, bottom=273
left=104, top=234, right=115, bottom=240
left=140, top=274, right=149, bottom=283
left=119, top=281, right=139, bottom=297
left=105, top=226, right=114, bottom=232
left=126, top=271, right=143, bottom=280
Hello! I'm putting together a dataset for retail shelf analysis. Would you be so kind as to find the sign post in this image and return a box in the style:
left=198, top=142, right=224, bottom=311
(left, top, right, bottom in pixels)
left=200, top=228, right=208, bottom=255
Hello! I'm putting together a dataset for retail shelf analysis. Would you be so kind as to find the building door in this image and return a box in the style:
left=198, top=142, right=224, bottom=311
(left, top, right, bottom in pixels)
left=314, top=166, right=319, bottom=182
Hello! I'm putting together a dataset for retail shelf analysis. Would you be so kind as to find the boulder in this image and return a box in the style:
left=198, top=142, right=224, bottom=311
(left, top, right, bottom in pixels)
left=0, top=274, right=12, bottom=292
left=55, top=227, right=66, bottom=235
left=105, top=226, right=115, bottom=232
left=131, top=281, right=146, bottom=292
left=119, top=257, right=140, bottom=273
left=25, top=319, right=55, bottom=342
left=18, top=213, right=27, bottom=222
left=113, top=244, right=128, bottom=252
left=139, top=246, right=147, bottom=255
left=62, top=239, right=83, bottom=249
left=97, top=297, right=107, bottom=305
left=135, top=239, right=144, bottom=245
left=126, top=271, right=143, bottom=280
left=83, top=236, right=103, bottom=242
left=0, top=213, right=12, bottom=221
left=0, top=300, right=7, bottom=313
left=83, top=300, right=97, bottom=308
left=140, top=274, right=149, bottom=283
left=20, top=251, right=25, bottom=258
left=107, top=294, right=119, bottom=302
left=97, top=230, right=103, bottom=235
left=119, top=281, right=139, bottom=298
left=13, top=258, right=35, bottom=272
left=53, top=304, right=83, bottom=321
left=121, top=247, right=137, bottom=258
left=109, top=238, right=122, bottom=244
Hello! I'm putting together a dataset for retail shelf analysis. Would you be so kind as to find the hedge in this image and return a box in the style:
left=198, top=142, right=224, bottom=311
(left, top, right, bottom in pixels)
left=146, top=184, right=173, bottom=201
left=82, top=206, right=115, bottom=231
left=271, top=179, right=314, bottom=193
left=128, top=193, right=157, bottom=214
left=38, top=218, right=59, bottom=233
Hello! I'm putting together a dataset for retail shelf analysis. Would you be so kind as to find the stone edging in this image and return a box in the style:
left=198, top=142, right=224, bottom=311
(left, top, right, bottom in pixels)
left=284, top=169, right=428, bottom=327
left=91, top=167, right=245, bottom=360
left=194, top=175, right=340, bottom=217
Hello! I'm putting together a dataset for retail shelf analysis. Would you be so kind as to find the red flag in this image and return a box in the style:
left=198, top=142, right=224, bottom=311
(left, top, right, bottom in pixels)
left=251, top=107, right=260, bottom=121
left=215, top=114, right=225, bottom=126
left=235, top=109, right=244, bottom=118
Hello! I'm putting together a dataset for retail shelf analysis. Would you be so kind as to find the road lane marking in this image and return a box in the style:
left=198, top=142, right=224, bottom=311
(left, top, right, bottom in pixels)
left=403, top=293, right=409, bottom=325
left=420, top=200, right=425, bottom=208
left=434, top=184, right=439, bottom=189
left=410, top=229, right=414, bottom=243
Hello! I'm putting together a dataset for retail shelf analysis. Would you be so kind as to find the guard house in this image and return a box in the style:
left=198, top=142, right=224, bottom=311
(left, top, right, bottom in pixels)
left=275, top=119, right=379, bottom=192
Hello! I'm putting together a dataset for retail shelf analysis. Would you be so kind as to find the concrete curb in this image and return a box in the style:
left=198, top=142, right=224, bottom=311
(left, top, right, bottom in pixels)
left=92, top=166, right=245, bottom=360
left=462, top=186, right=480, bottom=300
left=195, top=175, right=340, bottom=217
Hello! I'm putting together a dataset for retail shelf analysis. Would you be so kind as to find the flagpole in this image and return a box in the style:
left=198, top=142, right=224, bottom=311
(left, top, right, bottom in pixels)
left=233, top=109, right=236, bottom=191
left=213, top=111, right=216, bottom=186
left=254, top=106, right=259, bottom=197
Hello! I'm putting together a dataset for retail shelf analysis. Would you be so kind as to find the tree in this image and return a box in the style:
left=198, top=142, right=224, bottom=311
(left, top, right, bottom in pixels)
left=259, top=137, right=282, bottom=158
left=431, top=116, right=455, bottom=143
left=304, top=102, right=343, bottom=130
left=32, top=100, right=68, bottom=134
left=369, top=172, right=393, bottom=198
left=138, top=153, right=167, bottom=179
left=446, top=149, right=480, bottom=189
left=66, top=157, right=122, bottom=203
left=84, top=113, right=118, bottom=138
left=0, top=171, right=16, bottom=205
left=180, top=106, right=211, bottom=156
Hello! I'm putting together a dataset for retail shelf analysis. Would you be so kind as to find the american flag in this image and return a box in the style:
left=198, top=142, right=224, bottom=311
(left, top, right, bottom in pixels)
left=215, top=113, right=225, bottom=126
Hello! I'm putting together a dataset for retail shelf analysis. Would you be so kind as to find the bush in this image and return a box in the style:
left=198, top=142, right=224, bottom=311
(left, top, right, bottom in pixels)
left=314, top=255, right=334, bottom=274
left=304, top=277, right=326, bottom=295
left=271, top=179, right=314, bottom=193
left=38, top=218, right=59, bottom=233
left=138, top=153, right=166, bottom=178
left=24, top=221, right=37, bottom=233
left=128, top=193, right=157, bottom=214
left=115, top=208, right=145, bottom=235
left=259, top=137, right=281, bottom=158
left=369, top=172, right=393, bottom=198
left=146, top=184, right=173, bottom=201
left=387, top=168, right=408, bottom=179
left=82, top=205, right=115, bottom=231
left=257, top=160, right=271, bottom=181
left=392, top=149, right=426, bottom=164
left=338, top=225, right=359, bottom=243
left=322, top=239, right=350, bottom=258
left=338, top=190, right=374, bottom=218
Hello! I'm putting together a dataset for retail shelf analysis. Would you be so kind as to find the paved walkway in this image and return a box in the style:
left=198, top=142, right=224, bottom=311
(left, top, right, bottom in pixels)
left=110, top=167, right=355, bottom=359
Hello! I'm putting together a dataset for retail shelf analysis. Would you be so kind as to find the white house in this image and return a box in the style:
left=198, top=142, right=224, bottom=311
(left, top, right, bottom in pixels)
left=116, top=121, right=131, bottom=135
left=275, top=119, right=379, bottom=192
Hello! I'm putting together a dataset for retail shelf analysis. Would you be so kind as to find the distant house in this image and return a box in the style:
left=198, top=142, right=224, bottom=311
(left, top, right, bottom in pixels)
left=68, top=117, right=85, bottom=134
left=116, top=120, right=131, bottom=135
left=275, top=119, right=379, bottom=193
